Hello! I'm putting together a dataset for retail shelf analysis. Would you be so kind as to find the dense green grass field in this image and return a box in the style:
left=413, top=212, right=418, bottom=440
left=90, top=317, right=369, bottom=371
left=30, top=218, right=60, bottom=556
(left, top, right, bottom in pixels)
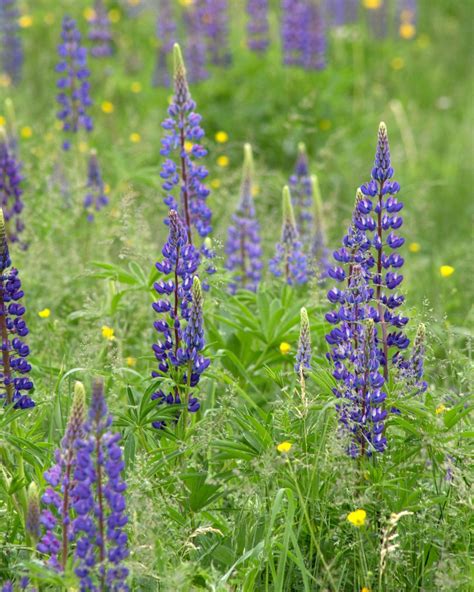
left=0, top=1, right=472, bottom=590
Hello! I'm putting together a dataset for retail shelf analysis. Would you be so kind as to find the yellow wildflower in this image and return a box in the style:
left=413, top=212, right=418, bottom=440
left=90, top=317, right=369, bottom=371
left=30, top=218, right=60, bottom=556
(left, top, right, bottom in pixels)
left=0, top=116, right=5, bottom=126
left=18, top=15, right=33, bottom=28
left=391, top=57, right=405, bottom=70
left=409, top=242, right=421, bottom=253
left=347, top=509, right=367, bottom=527
left=102, top=326, right=115, bottom=341
left=279, top=342, right=291, bottom=355
left=126, top=357, right=137, bottom=367
left=108, top=9, right=121, bottom=23
left=252, top=184, right=260, bottom=197
left=179, top=0, right=194, bottom=6
left=101, top=101, right=114, bottom=114
left=129, top=132, right=141, bottom=143
left=363, top=0, right=381, bottom=9
left=104, top=183, right=111, bottom=195
left=439, top=265, right=454, bottom=278
left=215, top=131, right=228, bottom=143
left=20, top=126, right=32, bottom=139
left=217, top=155, right=229, bottom=167
left=130, top=81, right=142, bottom=93
left=319, top=119, right=332, bottom=131
left=435, top=404, right=447, bottom=415
left=361, top=588, right=371, bottom=592
left=277, top=441, right=292, bottom=453
left=210, top=179, right=221, bottom=189
left=38, top=308, right=51, bottom=319
left=400, top=23, right=416, bottom=40
left=83, top=7, right=96, bottom=21
left=79, top=141, right=88, bottom=154
left=184, top=140, right=194, bottom=153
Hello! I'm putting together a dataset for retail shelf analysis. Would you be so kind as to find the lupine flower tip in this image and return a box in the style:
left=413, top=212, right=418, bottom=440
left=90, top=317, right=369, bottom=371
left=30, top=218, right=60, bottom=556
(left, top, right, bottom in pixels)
left=282, top=186, right=297, bottom=230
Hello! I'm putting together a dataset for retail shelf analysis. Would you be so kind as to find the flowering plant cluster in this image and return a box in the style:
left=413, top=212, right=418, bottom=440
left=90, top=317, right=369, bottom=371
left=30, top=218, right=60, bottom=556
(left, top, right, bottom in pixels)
left=88, top=0, right=113, bottom=58
left=83, top=150, right=108, bottom=221
left=246, top=0, right=269, bottom=52
left=0, top=0, right=23, bottom=85
left=153, top=0, right=175, bottom=87
left=0, top=129, right=25, bottom=246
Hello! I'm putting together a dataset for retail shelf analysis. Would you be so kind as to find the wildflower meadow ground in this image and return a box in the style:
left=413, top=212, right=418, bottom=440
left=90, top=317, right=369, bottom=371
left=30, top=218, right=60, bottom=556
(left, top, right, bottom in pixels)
left=0, top=1, right=472, bottom=591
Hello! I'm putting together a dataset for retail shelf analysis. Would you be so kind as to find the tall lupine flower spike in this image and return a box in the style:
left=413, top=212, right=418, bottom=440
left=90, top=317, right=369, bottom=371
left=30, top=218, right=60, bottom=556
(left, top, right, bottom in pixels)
left=160, top=43, right=211, bottom=241
left=151, top=210, right=203, bottom=428
left=83, top=149, right=108, bottom=221
left=246, top=0, right=269, bottom=52
left=225, top=143, right=263, bottom=293
left=310, top=174, right=330, bottom=278
left=0, top=126, right=26, bottom=246
left=289, top=143, right=313, bottom=247
left=0, top=209, right=33, bottom=409
left=37, top=381, right=86, bottom=570
left=88, top=0, right=113, bottom=58
left=326, top=0, right=358, bottom=27
left=72, top=378, right=129, bottom=591
left=0, top=0, right=23, bottom=85
left=183, top=6, right=208, bottom=84
left=56, top=16, right=93, bottom=151
left=301, top=1, right=326, bottom=71
left=153, top=0, right=176, bottom=88
left=26, top=482, right=41, bottom=543
left=201, top=0, right=231, bottom=67
left=269, top=186, right=308, bottom=285
left=360, top=122, right=408, bottom=379
left=281, top=0, right=306, bottom=66
left=295, top=307, right=311, bottom=376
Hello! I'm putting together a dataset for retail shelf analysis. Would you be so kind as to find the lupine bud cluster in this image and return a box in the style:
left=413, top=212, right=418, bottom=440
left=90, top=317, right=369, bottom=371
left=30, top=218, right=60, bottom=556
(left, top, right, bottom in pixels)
left=246, top=0, right=269, bottom=52
left=83, top=150, right=108, bottom=221
left=56, top=17, right=93, bottom=151
left=153, top=0, right=176, bottom=87
left=0, top=209, right=33, bottom=409
left=160, top=44, right=211, bottom=241
left=88, top=0, right=113, bottom=58
left=0, top=129, right=25, bottom=246
left=225, top=143, right=263, bottom=293
left=151, top=210, right=209, bottom=428
left=295, top=307, right=311, bottom=376
left=0, top=0, right=23, bottom=85
left=269, top=186, right=308, bottom=285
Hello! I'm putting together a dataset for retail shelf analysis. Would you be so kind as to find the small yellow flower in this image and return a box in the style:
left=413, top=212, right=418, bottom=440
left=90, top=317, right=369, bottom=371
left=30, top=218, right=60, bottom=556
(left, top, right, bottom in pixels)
left=18, top=15, right=33, bottom=28
left=79, top=141, right=88, bottom=154
left=279, top=342, right=291, bottom=355
left=400, top=23, right=416, bottom=40
left=252, top=184, right=260, bottom=197
left=130, top=81, right=142, bottom=93
left=363, top=0, right=381, bottom=9
left=129, top=132, right=141, bottom=143
left=0, top=74, right=11, bottom=88
left=435, top=404, right=447, bottom=415
left=101, top=101, right=114, bottom=114
left=416, top=34, right=430, bottom=49
left=102, top=325, right=115, bottom=341
left=83, top=7, right=96, bottom=21
left=184, top=140, right=194, bottom=153
left=391, top=57, right=405, bottom=71
left=210, top=179, right=221, bottom=189
left=108, top=9, right=121, bottom=23
left=38, top=308, right=51, bottom=319
left=347, top=509, right=367, bottom=527
left=215, top=131, right=228, bottom=143
left=104, top=183, right=111, bottom=195
left=319, top=118, right=332, bottom=131
left=126, top=356, right=137, bottom=367
left=277, top=441, right=292, bottom=453
left=361, top=588, right=371, bottom=592
left=217, top=155, right=229, bottom=168
left=44, top=13, right=55, bottom=25
left=179, top=0, right=194, bottom=6
left=0, top=115, right=5, bottom=126
left=440, top=265, right=454, bottom=278
left=20, top=126, right=32, bottom=139
left=409, top=242, right=421, bottom=253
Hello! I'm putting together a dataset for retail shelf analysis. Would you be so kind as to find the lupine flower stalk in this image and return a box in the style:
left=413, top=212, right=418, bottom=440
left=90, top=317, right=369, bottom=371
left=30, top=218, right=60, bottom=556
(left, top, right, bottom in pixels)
left=281, top=0, right=306, bottom=66
left=246, top=0, right=269, bottom=52
left=289, top=143, right=313, bottom=247
left=326, top=0, right=358, bottom=26
left=224, top=143, right=263, bottom=293
left=151, top=210, right=209, bottom=428
left=0, top=0, right=23, bottom=85
left=72, top=378, right=129, bottom=590
left=360, top=122, right=408, bottom=379
left=26, top=482, right=41, bottom=542
left=0, top=127, right=25, bottom=246
left=56, top=17, right=93, bottom=151
left=88, top=0, right=113, bottom=58
left=83, top=150, right=108, bottom=221
left=269, top=186, right=308, bottom=285
left=153, top=0, right=176, bottom=87
left=301, top=1, right=326, bottom=71
left=295, top=307, right=311, bottom=376
left=37, top=381, right=86, bottom=570
left=201, top=0, right=231, bottom=67
left=0, top=209, right=33, bottom=408
left=310, top=174, right=330, bottom=277
left=183, top=6, right=208, bottom=83
left=159, top=43, right=211, bottom=242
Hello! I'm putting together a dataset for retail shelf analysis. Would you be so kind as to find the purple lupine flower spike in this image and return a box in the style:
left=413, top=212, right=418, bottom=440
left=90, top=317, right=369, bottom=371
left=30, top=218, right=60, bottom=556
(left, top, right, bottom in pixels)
left=0, top=0, right=23, bottom=85
left=360, top=122, right=408, bottom=378
left=159, top=43, right=211, bottom=242
left=246, top=0, right=269, bottom=52
left=269, top=186, right=308, bottom=285
left=56, top=16, right=93, bottom=151
left=289, top=143, right=313, bottom=248
left=225, top=143, right=263, bottom=293
left=0, top=209, right=33, bottom=409
left=153, top=0, right=176, bottom=88
left=83, top=150, right=108, bottom=221
left=295, top=307, right=311, bottom=376
left=183, top=6, right=208, bottom=83
left=37, top=382, right=86, bottom=570
left=281, top=0, right=306, bottom=66
left=201, top=0, right=231, bottom=67
left=151, top=209, right=205, bottom=428
left=301, top=1, right=326, bottom=71
left=310, top=174, right=330, bottom=278
left=26, top=482, right=41, bottom=542
left=365, top=0, right=388, bottom=38
left=72, top=378, right=129, bottom=591
left=88, top=0, right=113, bottom=58
left=0, top=127, right=26, bottom=247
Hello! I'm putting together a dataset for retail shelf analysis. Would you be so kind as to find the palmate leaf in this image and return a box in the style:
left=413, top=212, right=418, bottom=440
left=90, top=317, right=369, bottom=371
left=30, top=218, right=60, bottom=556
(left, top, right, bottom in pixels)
left=180, top=471, right=225, bottom=513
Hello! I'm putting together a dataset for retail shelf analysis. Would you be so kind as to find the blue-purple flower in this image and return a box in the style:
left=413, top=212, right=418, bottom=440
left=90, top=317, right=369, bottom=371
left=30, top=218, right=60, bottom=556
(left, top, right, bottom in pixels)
left=246, top=0, right=269, bottom=52
left=183, top=6, right=208, bottom=83
left=83, top=150, right=108, bottom=221
left=0, top=0, right=23, bottom=85
left=301, top=1, right=326, bottom=71
left=0, top=130, right=25, bottom=246
left=88, top=0, right=113, bottom=58
left=225, top=143, right=262, bottom=293
left=56, top=17, right=93, bottom=151
left=153, top=0, right=176, bottom=87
